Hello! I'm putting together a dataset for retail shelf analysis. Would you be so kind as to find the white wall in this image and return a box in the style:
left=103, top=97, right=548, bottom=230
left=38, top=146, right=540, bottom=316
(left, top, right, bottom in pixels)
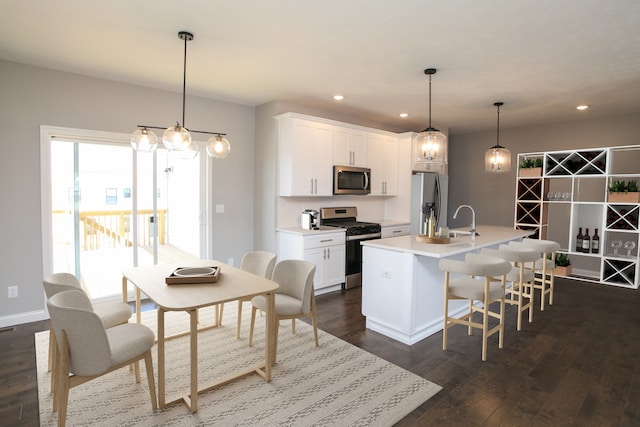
left=0, top=60, right=255, bottom=326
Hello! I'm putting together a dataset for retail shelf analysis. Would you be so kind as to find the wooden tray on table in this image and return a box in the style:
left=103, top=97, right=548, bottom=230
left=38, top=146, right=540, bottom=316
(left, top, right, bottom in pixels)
left=416, top=235, right=451, bottom=244
left=165, top=266, right=221, bottom=285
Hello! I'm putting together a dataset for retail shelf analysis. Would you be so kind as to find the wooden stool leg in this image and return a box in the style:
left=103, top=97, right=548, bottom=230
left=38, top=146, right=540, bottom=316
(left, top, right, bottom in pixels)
left=237, top=300, right=243, bottom=339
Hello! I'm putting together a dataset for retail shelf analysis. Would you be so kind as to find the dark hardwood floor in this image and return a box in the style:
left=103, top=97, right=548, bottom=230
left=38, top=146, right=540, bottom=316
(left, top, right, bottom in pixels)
left=3, top=277, right=640, bottom=426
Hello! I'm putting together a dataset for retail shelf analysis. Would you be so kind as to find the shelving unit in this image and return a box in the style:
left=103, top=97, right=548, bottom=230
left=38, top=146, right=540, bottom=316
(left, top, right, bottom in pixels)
left=515, top=145, right=640, bottom=289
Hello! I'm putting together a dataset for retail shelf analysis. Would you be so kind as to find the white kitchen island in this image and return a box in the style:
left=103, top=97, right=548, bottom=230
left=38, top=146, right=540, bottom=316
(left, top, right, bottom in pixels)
left=361, top=225, right=532, bottom=345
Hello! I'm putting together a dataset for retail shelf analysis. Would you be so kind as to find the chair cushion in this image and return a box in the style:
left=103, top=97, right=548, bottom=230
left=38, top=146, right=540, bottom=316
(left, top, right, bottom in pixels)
left=252, top=294, right=305, bottom=316
left=93, top=301, right=132, bottom=329
left=107, top=323, right=155, bottom=367
left=449, top=277, right=504, bottom=301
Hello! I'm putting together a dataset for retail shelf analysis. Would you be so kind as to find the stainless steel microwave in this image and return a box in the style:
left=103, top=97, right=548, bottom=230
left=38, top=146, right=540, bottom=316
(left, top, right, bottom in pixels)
left=333, top=165, right=371, bottom=195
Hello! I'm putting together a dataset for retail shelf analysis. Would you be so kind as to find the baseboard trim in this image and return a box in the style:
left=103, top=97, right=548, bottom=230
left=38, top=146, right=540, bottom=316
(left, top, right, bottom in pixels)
left=0, top=309, right=47, bottom=328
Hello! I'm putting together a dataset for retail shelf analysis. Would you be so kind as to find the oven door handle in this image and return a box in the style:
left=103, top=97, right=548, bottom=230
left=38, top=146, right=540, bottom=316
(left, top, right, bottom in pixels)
left=346, top=232, right=381, bottom=241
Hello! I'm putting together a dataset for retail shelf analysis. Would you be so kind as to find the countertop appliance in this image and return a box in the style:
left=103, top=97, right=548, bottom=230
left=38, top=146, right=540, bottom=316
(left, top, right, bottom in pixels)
left=333, top=165, right=371, bottom=195
left=320, top=206, right=381, bottom=289
left=301, top=209, right=319, bottom=230
left=410, top=173, right=448, bottom=235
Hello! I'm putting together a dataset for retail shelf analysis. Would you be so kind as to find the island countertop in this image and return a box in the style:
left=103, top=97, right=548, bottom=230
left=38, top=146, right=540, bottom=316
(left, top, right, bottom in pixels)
left=362, top=225, right=532, bottom=258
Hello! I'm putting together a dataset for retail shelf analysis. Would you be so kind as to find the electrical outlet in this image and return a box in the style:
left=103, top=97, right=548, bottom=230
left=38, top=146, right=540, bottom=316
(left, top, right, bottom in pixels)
left=8, top=286, right=18, bottom=299
left=228, top=258, right=234, bottom=267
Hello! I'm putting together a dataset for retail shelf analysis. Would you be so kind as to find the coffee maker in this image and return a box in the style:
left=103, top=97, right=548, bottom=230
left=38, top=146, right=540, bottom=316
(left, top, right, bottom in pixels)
left=301, top=209, right=319, bottom=230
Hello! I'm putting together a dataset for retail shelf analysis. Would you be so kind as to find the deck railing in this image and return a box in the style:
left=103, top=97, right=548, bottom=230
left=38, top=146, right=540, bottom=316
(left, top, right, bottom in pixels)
left=52, top=209, right=167, bottom=250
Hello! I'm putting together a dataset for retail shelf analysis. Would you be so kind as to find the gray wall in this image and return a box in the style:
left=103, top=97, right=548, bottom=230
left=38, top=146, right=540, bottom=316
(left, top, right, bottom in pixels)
left=0, top=60, right=255, bottom=326
left=447, top=114, right=640, bottom=229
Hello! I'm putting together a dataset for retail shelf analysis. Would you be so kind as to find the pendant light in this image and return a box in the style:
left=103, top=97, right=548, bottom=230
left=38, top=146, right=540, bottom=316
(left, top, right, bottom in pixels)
left=485, top=102, right=511, bottom=172
left=130, top=31, right=230, bottom=158
left=413, top=68, right=447, bottom=167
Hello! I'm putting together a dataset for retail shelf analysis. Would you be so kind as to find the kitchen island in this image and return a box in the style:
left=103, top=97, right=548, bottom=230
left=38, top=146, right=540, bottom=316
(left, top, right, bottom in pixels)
left=361, top=225, right=532, bottom=345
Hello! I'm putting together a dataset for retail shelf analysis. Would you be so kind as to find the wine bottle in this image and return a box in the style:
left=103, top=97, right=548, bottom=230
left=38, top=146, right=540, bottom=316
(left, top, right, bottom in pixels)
left=582, top=228, right=591, bottom=252
left=576, top=227, right=584, bottom=252
left=591, top=228, right=599, bottom=254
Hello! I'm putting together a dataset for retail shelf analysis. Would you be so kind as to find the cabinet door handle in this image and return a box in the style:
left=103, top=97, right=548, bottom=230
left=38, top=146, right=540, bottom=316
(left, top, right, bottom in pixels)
left=320, top=239, right=333, bottom=243
left=392, top=230, right=402, bottom=234
left=323, top=248, right=327, bottom=259
left=314, top=178, right=318, bottom=194
left=310, top=178, right=314, bottom=194
left=327, top=247, right=331, bottom=258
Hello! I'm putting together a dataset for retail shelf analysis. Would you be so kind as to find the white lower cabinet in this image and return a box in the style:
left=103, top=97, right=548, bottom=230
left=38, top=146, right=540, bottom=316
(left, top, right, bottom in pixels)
left=381, top=224, right=410, bottom=238
left=277, top=230, right=346, bottom=294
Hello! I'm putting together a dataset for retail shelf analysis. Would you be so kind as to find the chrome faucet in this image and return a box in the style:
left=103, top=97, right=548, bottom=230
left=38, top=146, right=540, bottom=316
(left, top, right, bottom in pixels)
left=453, top=205, right=477, bottom=241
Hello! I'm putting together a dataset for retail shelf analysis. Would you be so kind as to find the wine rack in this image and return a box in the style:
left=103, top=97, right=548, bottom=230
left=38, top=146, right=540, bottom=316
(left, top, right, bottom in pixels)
left=516, top=146, right=640, bottom=289
left=545, top=150, right=607, bottom=176
left=606, top=205, right=639, bottom=231
left=602, top=259, right=636, bottom=287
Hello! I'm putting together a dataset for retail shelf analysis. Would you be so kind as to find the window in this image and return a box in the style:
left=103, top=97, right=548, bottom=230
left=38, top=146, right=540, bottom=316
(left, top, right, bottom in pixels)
left=123, top=188, right=131, bottom=198
left=106, top=188, right=117, bottom=205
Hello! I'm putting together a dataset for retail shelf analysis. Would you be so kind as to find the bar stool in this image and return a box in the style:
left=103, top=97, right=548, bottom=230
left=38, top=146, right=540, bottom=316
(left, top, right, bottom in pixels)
left=510, top=239, right=561, bottom=311
left=481, top=244, right=539, bottom=331
left=439, top=253, right=512, bottom=361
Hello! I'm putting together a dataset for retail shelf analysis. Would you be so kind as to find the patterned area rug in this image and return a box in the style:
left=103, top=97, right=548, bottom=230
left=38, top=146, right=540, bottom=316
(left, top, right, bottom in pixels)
left=37, top=304, right=441, bottom=426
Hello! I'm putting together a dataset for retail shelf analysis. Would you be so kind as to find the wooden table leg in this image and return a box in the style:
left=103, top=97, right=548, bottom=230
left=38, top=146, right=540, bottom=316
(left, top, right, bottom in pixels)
left=265, top=291, right=275, bottom=379
left=189, top=309, right=198, bottom=412
left=158, top=308, right=165, bottom=408
left=136, top=288, right=141, bottom=324
left=121, top=276, right=127, bottom=304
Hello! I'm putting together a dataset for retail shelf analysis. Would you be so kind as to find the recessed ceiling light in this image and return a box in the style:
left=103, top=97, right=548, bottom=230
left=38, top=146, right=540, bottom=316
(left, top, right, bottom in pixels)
left=399, top=113, right=409, bottom=118
left=333, top=95, right=344, bottom=101
left=576, top=105, right=589, bottom=110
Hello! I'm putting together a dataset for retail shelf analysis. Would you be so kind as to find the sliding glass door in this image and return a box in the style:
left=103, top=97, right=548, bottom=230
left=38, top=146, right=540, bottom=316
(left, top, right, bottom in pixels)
left=44, top=127, right=202, bottom=301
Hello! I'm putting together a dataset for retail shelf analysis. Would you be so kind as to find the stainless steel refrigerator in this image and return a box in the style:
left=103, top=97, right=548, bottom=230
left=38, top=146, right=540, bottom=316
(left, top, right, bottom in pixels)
left=410, top=173, right=448, bottom=235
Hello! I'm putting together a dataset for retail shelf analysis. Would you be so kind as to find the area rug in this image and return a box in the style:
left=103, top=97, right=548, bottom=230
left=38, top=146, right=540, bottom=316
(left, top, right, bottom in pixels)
left=37, top=304, right=441, bottom=426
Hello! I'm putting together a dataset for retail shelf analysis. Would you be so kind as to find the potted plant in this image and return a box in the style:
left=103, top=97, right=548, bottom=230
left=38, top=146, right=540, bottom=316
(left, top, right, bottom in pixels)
left=608, top=179, right=640, bottom=203
left=554, top=253, right=572, bottom=276
left=518, top=157, right=543, bottom=177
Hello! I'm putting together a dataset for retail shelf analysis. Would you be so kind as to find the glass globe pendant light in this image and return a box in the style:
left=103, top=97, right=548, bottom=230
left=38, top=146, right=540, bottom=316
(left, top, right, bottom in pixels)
left=413, top=68, right=447, bottom=167
left=131, top=31, right=230, bottom=158
left=485, top=102, right=511, bottom=173
left=206, top=135, right=231, bottom=158
left=130, top=127, right=158, bottom=152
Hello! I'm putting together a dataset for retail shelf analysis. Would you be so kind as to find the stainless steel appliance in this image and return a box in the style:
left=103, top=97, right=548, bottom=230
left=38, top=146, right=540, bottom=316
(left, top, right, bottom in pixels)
left=301, top=209, right=319, bottom=230
left=320, top=206, right=381, bottom=289
left=410, top=173, right=448, bottom=235
left=333, top=166, right=371, bottom=195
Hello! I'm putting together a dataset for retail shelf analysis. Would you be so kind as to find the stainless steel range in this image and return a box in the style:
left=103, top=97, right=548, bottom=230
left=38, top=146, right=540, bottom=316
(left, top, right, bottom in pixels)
left=320, top=207, right=381, bottom=289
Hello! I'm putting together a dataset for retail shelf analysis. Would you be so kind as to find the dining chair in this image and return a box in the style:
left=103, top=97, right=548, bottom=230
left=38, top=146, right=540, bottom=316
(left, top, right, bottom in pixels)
left=248, top=259, right=317, bottom=362
left=43, top=273, right=133, bottom=391
left=439, top=253, right=512, bottom=361
left=47, top=290, right=157, bottom=427
left=231, top=251, right=276, bottom=338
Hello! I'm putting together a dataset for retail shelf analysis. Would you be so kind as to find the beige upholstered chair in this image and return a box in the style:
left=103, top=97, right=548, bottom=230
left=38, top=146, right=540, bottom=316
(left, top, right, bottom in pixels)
left=42, top=273, right=131, bottom=370
left=233, top=251, right=276, bottom=338
left=248, top=259, right=317, bottom=362
left=43, top=273, right=132, bottom=389
left=510, top=239, right=561, bottom=311
left=47, top=290, right=157, bottom=427
left=481, top=244, right=540, bottom=330
left=439, top=253, right=512, bottom=361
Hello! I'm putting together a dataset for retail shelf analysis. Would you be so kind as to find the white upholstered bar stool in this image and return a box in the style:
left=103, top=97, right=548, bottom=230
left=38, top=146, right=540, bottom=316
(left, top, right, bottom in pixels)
left=439, top=253, right=512, bottom=361
left=481, top=244, right=539, bottom=331
left=511, top=239, right=561, bottom=311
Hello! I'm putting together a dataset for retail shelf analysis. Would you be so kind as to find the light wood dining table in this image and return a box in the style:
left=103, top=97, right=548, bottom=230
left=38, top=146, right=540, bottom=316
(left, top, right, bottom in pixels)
left=122, top=260, right=278, bottom=412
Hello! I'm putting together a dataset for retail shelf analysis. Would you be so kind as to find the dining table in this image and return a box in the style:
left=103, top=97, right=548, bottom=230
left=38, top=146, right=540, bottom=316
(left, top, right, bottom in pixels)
left=121, top=259, right=279, bottom=412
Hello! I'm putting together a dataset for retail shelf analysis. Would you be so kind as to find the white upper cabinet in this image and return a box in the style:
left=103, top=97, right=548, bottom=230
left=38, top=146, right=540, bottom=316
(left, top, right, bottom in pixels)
left=333, top=126, right=368, bottom=167
left=277, top=114, right=334, bottom=196
left=368, top=133, right=398, bottom=196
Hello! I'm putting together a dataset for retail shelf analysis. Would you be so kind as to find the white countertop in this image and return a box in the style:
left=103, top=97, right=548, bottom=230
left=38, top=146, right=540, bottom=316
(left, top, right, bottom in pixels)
left=361, top=225, right=533, bottom=258
left=277, top=226, right=346, bottom=236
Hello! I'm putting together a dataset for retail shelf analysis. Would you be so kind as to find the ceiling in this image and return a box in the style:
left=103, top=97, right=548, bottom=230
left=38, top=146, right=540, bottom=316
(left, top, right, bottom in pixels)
left=1, top=0, right=640, bottom=135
